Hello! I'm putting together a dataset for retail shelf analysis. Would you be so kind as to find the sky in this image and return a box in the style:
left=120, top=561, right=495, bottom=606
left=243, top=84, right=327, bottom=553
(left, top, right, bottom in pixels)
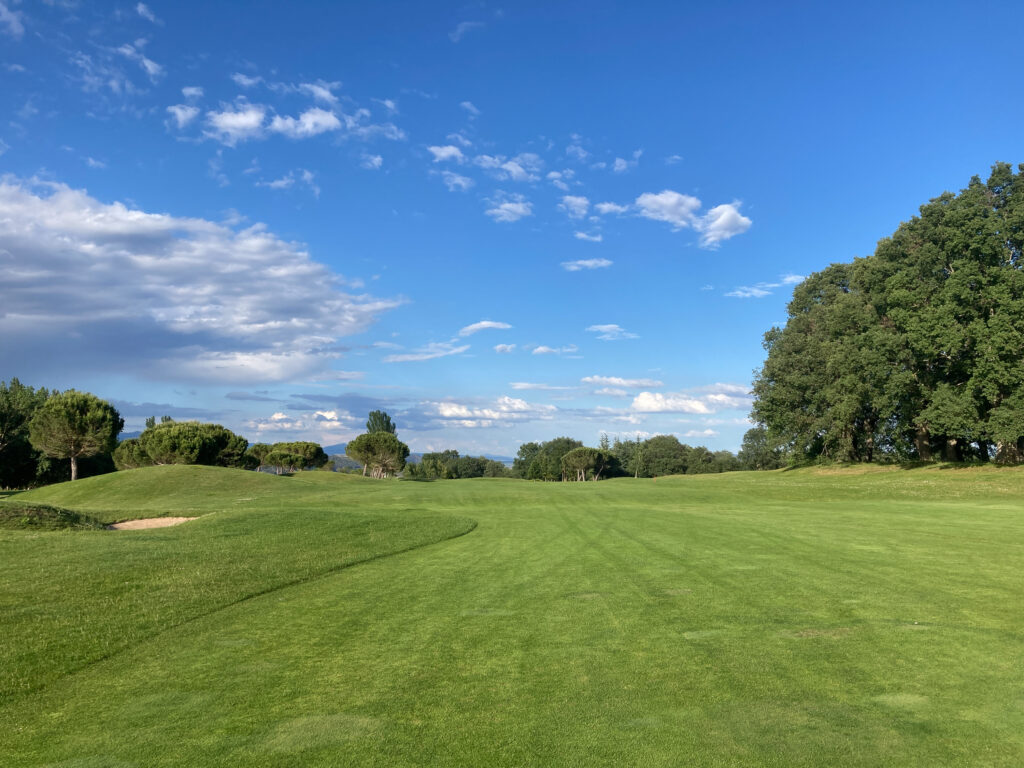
left=2, top=0, right=1023, bottom=456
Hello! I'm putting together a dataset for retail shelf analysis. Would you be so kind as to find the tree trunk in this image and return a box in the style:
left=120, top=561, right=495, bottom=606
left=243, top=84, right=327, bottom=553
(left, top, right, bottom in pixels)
left=914, top=426, right=932, bottom=460
left=70, top=455, right=78, bottom=481
left=942, top=438, right=961, bottom=463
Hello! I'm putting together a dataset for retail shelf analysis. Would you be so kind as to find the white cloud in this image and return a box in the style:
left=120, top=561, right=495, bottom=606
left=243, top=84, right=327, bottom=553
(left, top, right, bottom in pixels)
left=255, top=169, right=319, bottom=197
left=473, top=154, right=502, bottom=169
left=374, top=98, right=398, bottom=113
left=0, top=139, right=9, bottom=156
left=509, top=382, right=574, bottom=391
left=0, top=2, right=25, bottom=38
left=85, top=157, right=106, bottom=169
left=485, top=193, right=532, bottom=223
left=166, top=104, right=199, bottom=129
left=0, top=177, right=401, bottom=383
left=231, top=72, right=263, bottom=88
left=574, top=232, right=602, bottom=243
left=494, top=344, right=516, bottom=354
left=559, top=195, right=589, bottom=219
left=630, top=384, right=752, bottom=414
left=665, top=154, right=683, bottom=164
left=459, top=320, right=512, bottom=337
left=532, top=344, right=578, bottom=356
left=428, top=396, right=555, bottom=429
left=269, top=108, right=342, bottom=139
left=684, top=429, right=719, bottom=438
left=338, top=109, right=406, bottom=142
left=460, top=100, right=480, bottom=116
left=449, top=21, right=485, bottom=42
left=582, top=375, right=664, bottom=388
left=586, top=323, right=638, bottom=340
left=447, top=132, right=472, bottom=147
left=561, top=258, right=612, bottom=271
left=439, top=171, right=473, bottom=191
left=546, top=170, right=573, bottom=191
left=383, top=340, right=469, bottom=363
left=181, top=86, right=204, bottom=100
left=631, top=392, right=712, bottom=414
left=204, top=104, right=266, bottom=146
left=427, top=144, right=465, bottom=163
left=725, top=274, right=799, bottom=298
left=499, top=159, right=537, bottom=182
left=361, top=154, right=383, bottom=170
left=247, top=408, right=362, bottom=441
left=594, top=202, right=629, bottom=215
left=782, top=273, right=805, bottom=284
left=136, top=3, right=160, bottom=24
left=594, top=387, right=629, bottom=397
left=635, top=190, right=702, bottom=229
left=698, top=202, right=752, bottom=247
left=566, top=142, right=589, bottom=161
left=116, top=43, right=163, bottom=81
left=298, top=80, right=341, bottom=104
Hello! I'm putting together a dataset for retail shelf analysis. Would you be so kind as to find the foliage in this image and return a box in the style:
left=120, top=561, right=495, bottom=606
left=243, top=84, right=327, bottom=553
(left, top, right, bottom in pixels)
left=136, top=420, right=250, bottom=468
left=366, top=409, right=397, bottom=435
left=112, top=438, right=155, bottom=470
left=752, top=163, right=1024, bottom=464
left=0, top=379, right=51, bottom=489
left=346, top=431, right=410, bottom=478
left=405, top=450, right=511, bottom=479
left=28, top=390, right=123, bottom=481
left=738, top=426, right=787, bottom=470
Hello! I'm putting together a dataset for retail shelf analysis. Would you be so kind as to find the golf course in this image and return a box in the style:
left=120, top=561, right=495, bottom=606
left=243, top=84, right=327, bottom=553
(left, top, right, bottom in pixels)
left=2, top=465, right=1023, bottom=766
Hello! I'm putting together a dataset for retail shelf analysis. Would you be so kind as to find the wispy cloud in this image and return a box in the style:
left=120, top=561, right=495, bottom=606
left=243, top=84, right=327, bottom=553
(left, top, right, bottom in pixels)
left=427, top=144, right=465, bottom=163
left=449, top=20, right=485, bottom=42
left=509, top=382, right=574, bottom=391
left=586, top=324, right=638, bottom=341
left=0, top=2, right=25, bottom=38
left=439, top=170, right=473, bottom=191
left=562, top=258, right=612, bottom=271
left=460, top=100, right=480, bottom=117
left=494, top=344, right=516, bottom=354
left=582, top=375, right=663, bottom=388
left=383, top=340, right=469, bottom=362
left=559, top=195, right=589, bottom=219
left=532, top=344, right=578, bottom=356
left=231, top=72, right=263, bottom=88
left=361, top=153, right=383, bottom=170
left=269, top=108, right=342, bottom=139
left=725, top=273, right=804, bottom=298
left=485, top=192, right=532, bottom=223
left=136, top=3, right=161, bottom=24
left=574, top=232, right=602, bottom=242
left=459, top=320, right=512, bottom=337
left=166, top=104, right=200, bottom=129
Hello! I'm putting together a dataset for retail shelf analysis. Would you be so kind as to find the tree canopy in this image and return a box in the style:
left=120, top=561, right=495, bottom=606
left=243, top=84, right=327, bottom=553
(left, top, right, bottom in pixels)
left=28, top=391, right=123, bottom=481
left=751, top=163, right=1024, bottom=463
left=346, top=431, right=410, bottom=478
left=135, top=420, right=250, bottom=468
left=366, top=410, right=397, bottom=435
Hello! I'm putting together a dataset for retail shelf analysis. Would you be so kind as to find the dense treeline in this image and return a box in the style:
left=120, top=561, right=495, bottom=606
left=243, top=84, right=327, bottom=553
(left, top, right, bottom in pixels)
left=405, top=450, right=511, bottom=479
left=752, top=163, right=1024, bottom=463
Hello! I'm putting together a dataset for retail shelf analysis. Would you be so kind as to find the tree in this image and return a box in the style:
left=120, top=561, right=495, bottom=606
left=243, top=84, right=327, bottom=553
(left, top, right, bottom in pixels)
left=366, top=410, right=397, bottom=435
left=28, top=391, right=123, bottom=481
left=136, top=421, right=249, bottom=467
left=0, top=379, right=50, bottom=488
left=112, top=438, right=154, bottom=470
left=751, top=163, right=1024, bottom=464
left=346, top=432, right=409, bottom=478
left=738, top=426, right=786, bottom=470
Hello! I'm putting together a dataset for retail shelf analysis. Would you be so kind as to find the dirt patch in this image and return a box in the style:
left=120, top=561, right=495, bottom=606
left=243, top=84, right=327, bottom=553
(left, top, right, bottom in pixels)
left=107, top=517, right=197, bottom=530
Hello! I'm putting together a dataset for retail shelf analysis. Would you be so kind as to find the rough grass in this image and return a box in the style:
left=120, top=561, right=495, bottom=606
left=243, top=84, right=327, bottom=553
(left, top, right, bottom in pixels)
left=2, top=465, right=1024, bottom=766
left=0, top=501, right=104, bottom=530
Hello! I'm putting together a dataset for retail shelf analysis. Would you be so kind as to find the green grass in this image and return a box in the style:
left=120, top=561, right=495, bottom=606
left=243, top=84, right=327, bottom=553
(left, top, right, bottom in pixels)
left=2, top=465, right=1024, bottom=766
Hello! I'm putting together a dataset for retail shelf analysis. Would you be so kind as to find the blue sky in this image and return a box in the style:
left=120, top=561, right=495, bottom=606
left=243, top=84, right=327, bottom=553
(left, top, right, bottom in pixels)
left=2, top=0, right=1022, bottom=455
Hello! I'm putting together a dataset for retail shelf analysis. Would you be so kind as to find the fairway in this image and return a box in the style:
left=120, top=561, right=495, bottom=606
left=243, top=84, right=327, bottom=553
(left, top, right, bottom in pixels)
left=2, top=467, right=1024, bottom=766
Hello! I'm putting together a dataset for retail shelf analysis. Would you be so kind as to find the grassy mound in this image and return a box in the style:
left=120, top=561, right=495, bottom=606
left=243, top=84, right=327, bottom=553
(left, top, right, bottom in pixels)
left=0, top=501, right=104, bottom=530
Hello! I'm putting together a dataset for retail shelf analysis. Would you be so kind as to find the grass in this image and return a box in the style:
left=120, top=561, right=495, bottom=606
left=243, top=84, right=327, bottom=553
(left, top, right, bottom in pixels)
left=2, top=464, right=1024, bottom=766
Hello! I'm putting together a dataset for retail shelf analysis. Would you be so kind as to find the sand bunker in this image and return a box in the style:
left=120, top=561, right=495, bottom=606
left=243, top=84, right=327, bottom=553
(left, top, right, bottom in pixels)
left=107, top=517, right=197, bottom=531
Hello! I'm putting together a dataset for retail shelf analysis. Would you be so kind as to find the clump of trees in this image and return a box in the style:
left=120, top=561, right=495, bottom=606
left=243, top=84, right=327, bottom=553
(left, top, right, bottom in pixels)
left=511, top=434, right=741, bottom=480
left=113, top=418, right=250, bottom=470
left=346, top=411, right=410, bottom=478
left=246, top=441, right=329, bottom=474
left=405, top=450, right=510, bottom=479
left=751, top=163, right=1024, bottom=464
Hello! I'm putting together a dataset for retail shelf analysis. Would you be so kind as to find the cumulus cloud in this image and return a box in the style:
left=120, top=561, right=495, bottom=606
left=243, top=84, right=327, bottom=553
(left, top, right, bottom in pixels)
left=449, top=21, right=485, bottom=42
left=246, top=408, right=363, bottom=441
left=595, top=202, right=629, bottom=215
left=439, top=171, right=473, bottom=191
left=582, top=375, right=663, bottom=388
left=630, top=383, right=752, bottom=414
left=559, top=195, right=589, bottom=219
left=586, top=323, right=638, bottom=340
left=574, top=232, right=602, bottom=242
left=0, top=178, right=401, bottom=383
left=204, top=103, right=266, bottom=145
left=427, top=396, right=555, bottom=429
left=427, top=145, right=465, bottom=163
left=684, top=428, right=719, bottom=438
left=630, top=392, right=712, bottom=414
left=459, top=320, right=512, bottom=337
left=383, top=340, right=469, bottom=363
left=562, top=258, right=612, bottom=271
left=269, top=107, right=342, bottom=139
left=485, top=192, right=532, bottom=223
left=166, top=104, right=200, bottom=129
left=635, top=190, right=752, bottom=248
left=494, top=344, right=516, bottom=353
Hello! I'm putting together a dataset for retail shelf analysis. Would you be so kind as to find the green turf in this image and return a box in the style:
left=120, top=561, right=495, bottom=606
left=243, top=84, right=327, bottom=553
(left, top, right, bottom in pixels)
left=2, top=465, right=1024, bottom=766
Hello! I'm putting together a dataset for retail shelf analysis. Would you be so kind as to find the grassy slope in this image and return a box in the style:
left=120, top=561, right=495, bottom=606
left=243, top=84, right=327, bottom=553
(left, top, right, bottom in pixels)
left=0, top=466, right=475, bottom=700
left=3, top=466, right=1024, bottom=766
